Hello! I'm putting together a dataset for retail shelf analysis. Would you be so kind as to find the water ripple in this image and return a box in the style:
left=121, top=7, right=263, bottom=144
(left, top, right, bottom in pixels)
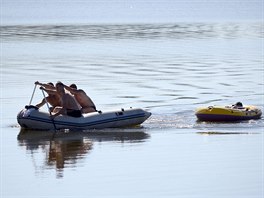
left=1, top=23, right=262, bottom=42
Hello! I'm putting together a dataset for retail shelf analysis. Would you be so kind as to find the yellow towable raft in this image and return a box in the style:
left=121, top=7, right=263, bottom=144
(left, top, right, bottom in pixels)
left=195, top=102, right=262, bottom=122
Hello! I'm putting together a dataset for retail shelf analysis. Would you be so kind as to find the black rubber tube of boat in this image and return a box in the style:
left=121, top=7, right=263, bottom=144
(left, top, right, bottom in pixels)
left=41, top=89, right=57, bottom=132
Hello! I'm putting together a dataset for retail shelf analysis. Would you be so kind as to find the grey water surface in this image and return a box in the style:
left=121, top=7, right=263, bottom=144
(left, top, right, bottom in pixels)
left=1, top=23, right=263, bottom=197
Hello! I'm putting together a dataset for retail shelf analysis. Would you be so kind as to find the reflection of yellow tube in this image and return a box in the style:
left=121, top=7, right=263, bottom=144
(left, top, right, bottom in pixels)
left=195, top=105, right=262, bottom=121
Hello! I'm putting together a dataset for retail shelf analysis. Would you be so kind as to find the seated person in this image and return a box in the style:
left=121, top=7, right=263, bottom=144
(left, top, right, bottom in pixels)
left=232, top=102, right=244, bottom=109
left=42, top=82, right=82, bottom=118
left=63, top=83, right=97, bottom=114
left=35, top=81, right=61, bottom=111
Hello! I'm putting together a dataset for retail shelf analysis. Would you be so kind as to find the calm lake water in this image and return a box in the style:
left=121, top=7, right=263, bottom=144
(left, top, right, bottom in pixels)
left=1, top=23, right=264, bottom=197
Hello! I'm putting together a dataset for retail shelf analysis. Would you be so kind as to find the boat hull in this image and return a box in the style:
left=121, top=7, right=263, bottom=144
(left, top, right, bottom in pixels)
left=195, top=105, right=262, bottom=122
left=17, top=106, right=151, bottom=130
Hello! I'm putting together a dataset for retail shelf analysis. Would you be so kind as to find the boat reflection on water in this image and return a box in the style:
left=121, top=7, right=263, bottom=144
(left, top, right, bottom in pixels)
left=17, top=128, right=150, bottom=178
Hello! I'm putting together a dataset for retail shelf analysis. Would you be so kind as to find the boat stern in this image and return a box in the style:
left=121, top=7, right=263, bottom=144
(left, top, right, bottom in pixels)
left=143, top=110, right=152, bottom=120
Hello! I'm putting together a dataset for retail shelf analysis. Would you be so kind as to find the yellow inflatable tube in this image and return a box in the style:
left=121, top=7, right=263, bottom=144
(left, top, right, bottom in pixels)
left=195, top=105, right=262, bottom=121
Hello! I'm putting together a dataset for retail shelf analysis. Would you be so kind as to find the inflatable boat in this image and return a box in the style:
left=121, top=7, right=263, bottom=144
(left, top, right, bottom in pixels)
left=195, top=103, right=262, bottom=122
left=17, top=105, right=151, bottom=130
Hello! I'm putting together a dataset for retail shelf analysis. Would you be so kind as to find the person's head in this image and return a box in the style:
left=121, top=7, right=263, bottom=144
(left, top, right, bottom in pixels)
left=55, top=81, right=65, bottom=94
left=70, top=84, right=77, bottom=89
left=236, top=102, right=243, bottom=107
left=47, top=82, right=54, bottom=87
